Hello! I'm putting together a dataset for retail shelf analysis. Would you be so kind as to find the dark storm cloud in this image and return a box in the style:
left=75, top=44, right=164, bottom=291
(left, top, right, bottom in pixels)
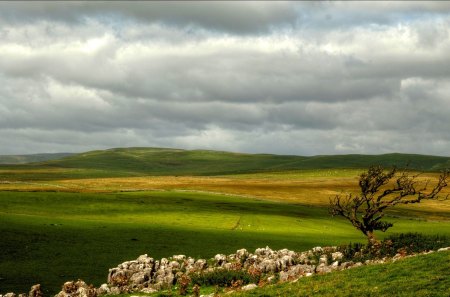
left=0, top=1, right=297, bottom=34
left=1, top=2, right=450, bottom=156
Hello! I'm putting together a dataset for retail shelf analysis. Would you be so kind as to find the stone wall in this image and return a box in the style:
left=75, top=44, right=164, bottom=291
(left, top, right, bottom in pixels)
left=2, top=246, right=449, bottom=297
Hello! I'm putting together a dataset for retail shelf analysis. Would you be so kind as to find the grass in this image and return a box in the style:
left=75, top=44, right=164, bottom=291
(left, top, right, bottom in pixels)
left=1, top=147, right=450, bottom=295
left=230, top=251, right=450, bottom=297
left=2, top=147, right=450, bottom=179
left=0, top=153, right=73, bottom=165
left=2, top=171, right=448, bottom=220
left=1, top=190, right=450, bottom=295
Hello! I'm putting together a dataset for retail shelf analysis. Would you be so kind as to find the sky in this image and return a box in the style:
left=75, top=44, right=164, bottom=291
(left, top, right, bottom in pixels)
left=1, top=1, right=450, bottom=156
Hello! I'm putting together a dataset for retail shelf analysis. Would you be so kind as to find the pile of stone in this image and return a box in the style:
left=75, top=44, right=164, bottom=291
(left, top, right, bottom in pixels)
left=1, top=284, right=43, bottom=297
left=2, top=246, right=449, bottom=297
left=101, top=246, right=352, bottom=294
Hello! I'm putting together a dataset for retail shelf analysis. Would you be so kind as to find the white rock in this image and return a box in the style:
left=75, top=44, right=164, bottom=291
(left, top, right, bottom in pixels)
left=169, top=261, right=180, bottom=269
left=437, top=247, right=450, bottom=252
left=109, top=287, right=121, bottom=295
left=319, top=255, right=328, bottom=265
left=97, top=284, right=110, bottom=295
left=236, top=248, right=249, bottom=260
left=331, top=251, right=343, bottom=261
left=312, top=247, right=323, bottom=253
left=241, top=284, right=258, bottom=291
left=141, top=288, right=158, bottom=294
left=172, top=255, right=186, bottom=261
left=214, top=254, right=227, bottom=265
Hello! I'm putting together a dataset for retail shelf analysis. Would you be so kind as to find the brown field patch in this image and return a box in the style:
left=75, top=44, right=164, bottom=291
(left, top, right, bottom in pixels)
left=1, top=171, right=449, bottom=219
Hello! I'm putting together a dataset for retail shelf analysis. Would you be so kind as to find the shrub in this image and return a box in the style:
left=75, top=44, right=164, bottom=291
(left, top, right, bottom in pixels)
left=190, top=269, right=260, bottom=287
left=384, top=233, right=450, bottom=255
left=177, top=274, right=191, bottom=296
left=339, top=233, right=450, bottom=261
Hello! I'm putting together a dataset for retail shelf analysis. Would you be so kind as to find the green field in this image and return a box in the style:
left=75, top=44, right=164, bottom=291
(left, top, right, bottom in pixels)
left=1, top=148, right=450, bottom=295
left=1, top=191, right=450, bottom=294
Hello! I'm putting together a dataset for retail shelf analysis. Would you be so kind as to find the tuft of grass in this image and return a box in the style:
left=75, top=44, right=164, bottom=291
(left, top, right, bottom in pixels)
left=191, top=269, right=260, bottom=287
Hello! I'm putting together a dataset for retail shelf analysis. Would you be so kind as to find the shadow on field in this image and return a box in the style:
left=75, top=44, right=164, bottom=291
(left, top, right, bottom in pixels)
left=0, top=214, right=345, bottom=296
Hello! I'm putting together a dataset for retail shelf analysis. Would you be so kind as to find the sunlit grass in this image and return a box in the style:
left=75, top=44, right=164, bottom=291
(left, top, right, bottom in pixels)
left=1, top=190, right=450, bottom=294
left=231, top=251, right=450, bottom=297
left=1, top=155, right=450, bottom=295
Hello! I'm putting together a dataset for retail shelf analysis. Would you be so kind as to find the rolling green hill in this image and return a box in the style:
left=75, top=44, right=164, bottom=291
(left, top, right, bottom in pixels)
left=1, top=148, right=450, bottom=179
left=0, top=153, right=73, bottom=164
left=41, top=147, right=450, bottom=176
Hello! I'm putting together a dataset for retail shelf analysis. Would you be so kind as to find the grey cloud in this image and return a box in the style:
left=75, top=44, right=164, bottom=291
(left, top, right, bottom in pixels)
left=1, top=2, right=450, bottom=156
left=296, top=2, right=450, bottom=31
left=0, top=1, right=298, bottom=34
left=0, top=39, right=402, bottom=104
left=3, top=1, right=450, bottom=33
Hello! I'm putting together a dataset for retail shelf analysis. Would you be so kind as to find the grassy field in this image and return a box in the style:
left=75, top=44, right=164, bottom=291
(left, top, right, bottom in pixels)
left=1, top=148, right=450, bottom=295
left=1, top=190, right=450, bottom=294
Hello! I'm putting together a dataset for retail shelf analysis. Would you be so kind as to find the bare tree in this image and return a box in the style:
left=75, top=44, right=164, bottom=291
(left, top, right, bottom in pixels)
left=329, top=166, right=449, bottom=244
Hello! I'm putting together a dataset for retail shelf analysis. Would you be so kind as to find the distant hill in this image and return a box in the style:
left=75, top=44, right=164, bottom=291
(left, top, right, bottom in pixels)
left=37, top=147, right=450, bottom=176
left=0, top=153, right=74, bottom=164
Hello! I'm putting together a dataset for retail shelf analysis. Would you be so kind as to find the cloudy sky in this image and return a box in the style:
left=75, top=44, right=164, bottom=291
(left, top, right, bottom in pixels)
left=1, top=1, right=450, bottom=156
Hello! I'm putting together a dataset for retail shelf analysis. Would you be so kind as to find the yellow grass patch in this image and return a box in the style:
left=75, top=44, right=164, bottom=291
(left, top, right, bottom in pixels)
left=1, top=170, right=449, bottom=219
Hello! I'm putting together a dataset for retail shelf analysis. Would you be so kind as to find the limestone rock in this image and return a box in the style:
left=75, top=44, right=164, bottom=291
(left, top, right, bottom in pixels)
left=96, top=284, right=109, bottom=296
left=312, top=247, right=323, bottom=253
left=140, top=288, right=157, bottom=294
left=241, top=284, right=257, bottom=291
left=55, top=280, right=97, bottom=297
left=236, top=248, right=249, bottom=261
left=331, top=251, right=343, bottom=261
left=319, top=255, right=328, bottom=266
left=172, top=255, right=186, bottom=261
left=214, top=254, right=227, bottom=266
left=193, top=259, right=207, bottom=271
left=279, top=264, right=314, bottom=281
left=28, top=285, right=43, bottom=297
left=316, top=264, right=332, bottom=274
left=258, top=259, right=277, bottom=273
left=108, top=287, right=120, bottom=295
left=331, top=261, right=340, bottom=269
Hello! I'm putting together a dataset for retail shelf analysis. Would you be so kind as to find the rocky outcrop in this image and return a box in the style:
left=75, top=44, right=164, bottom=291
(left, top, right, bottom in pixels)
left=54, top=281, right=97, bottom=297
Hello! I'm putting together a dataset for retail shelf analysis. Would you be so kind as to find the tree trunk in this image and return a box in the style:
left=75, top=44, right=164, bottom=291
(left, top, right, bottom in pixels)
left=366, top=231, right=378, bottom=245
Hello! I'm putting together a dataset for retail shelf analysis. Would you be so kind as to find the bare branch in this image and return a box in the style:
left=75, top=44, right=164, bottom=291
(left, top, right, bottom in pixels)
left=329, top=166, right=449, bottom=243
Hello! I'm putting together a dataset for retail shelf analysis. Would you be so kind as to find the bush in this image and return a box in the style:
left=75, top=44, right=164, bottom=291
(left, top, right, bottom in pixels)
left=339, top=233, right=450, bottom=261
left=190, top=269, right=260, bottom=287
left=384, top=233, right=450, bottom=255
